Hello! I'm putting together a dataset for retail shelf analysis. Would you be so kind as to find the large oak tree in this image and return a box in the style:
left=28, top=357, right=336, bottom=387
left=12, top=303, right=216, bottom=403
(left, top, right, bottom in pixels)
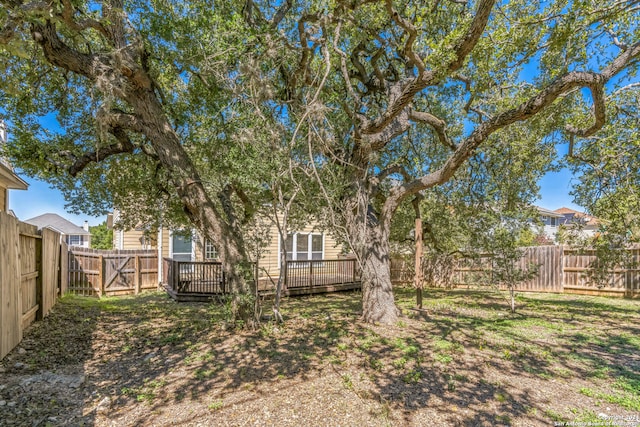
left=2, top=0, right=639, bottom=324
left=253, top=0, right=640, bottom=323
left=0, top=0, right=274, bottom=322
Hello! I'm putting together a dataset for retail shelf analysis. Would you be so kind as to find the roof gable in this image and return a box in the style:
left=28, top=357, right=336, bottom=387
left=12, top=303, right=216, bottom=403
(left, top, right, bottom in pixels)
left=24, top=213, right=91, bottom=235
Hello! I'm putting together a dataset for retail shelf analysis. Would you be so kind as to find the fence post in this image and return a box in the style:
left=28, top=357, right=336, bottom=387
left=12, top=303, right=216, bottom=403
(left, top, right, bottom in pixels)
left=59, top=242, right=69, bottom=296
left=98, top=254, right=104, bottom=297
left=35, top=233, right=43, bottom=321
left=222, top=270, right=226, bottom=294
left=134, top=255, right=141, bottom=294
left=560, top=245, right=565, bottom=293
left=309, top=261, right=314, bottom=287
left=254, top=261, right=259, bottom=293
left=415, top=216, right=424, bottom=308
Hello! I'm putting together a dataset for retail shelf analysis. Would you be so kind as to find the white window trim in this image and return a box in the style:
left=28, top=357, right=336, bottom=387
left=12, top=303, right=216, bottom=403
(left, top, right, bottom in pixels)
left=68, top=234, right=83, bottom=246
left=204, top=238, right=218, bottom=260
left=278, top=232, right=325, bottom=268
left=169, top=229, right=195, bottom=261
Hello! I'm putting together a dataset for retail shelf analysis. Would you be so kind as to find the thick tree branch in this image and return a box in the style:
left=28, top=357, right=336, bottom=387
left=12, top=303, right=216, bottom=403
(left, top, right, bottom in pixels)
left=357, top=108, right=411, bottom=153
left=385, top=0, right=425, bottom=74
left=332, top=21, right=361, bottom=108
left=606, top=28, right=628, bottom=51
left=68, top=127, right=134, bottom=176
left=98, top=109, right=145, bottom=133
left=384, top=43, right=640, bottom=212
left=602, top=40, right=640, bottom=79
left=270, top=0, right=291, bottom=28
left=565, top=41, right=640, bottom=138
left=230, top=182, right=256, bottom=225
left=360, top=0, right=496, bottom=136
left=31, top=21, right=96, bottom=79
left=377, top=164, right=412, bottom=182
left=409, top=110, right=457, bottom=150
left=564, top=81, right=606, bottom=137
left=59, top=0, right=110, bottom=40
left=349, top=42, right=370, bottom=86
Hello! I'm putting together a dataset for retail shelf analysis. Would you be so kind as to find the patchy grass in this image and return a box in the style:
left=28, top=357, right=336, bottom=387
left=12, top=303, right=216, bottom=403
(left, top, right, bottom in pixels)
left=1, top=288, right=639, bottom=426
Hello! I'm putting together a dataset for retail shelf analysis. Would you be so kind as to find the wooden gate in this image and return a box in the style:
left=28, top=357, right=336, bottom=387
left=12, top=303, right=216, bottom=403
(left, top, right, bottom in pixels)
left=67, top=248, right=158, bottom=296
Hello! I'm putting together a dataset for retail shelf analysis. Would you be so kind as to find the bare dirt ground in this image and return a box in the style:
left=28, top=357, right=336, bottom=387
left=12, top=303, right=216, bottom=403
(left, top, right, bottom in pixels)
left=1, top=288, right=639, bottom=426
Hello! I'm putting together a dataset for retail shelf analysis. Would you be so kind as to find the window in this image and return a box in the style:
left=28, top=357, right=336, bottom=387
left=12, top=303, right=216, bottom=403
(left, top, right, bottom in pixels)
left=171, top=231, right=193, bottom=262
left=205, top=239, right=218, bottom=260
left=550, top=217, right=557, bottom=227
left=281, top=233, right=324, bottom=264
left=68, top=235, right=82, bottom=246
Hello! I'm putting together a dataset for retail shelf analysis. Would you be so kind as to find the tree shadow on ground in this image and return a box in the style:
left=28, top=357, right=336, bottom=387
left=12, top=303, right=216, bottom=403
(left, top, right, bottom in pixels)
left=5, top=288, right=638, bottom=426
left=0, top=295, right=102, bottom=426
left=86, top=290, right=544, bottom=425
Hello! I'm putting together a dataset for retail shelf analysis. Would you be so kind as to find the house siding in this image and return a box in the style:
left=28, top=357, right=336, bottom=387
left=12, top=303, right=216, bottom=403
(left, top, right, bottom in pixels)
left=115, top=219, right=345, bottom=278
left=257, top=222, right=342, bottom=277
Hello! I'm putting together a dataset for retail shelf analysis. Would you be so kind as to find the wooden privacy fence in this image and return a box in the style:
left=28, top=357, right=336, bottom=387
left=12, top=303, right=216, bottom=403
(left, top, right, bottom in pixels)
left=453, top=245, right=564, bottom=293
left=67, top=248, right=158, bottom=296
left=1, top=212, right=62, bottom=359
left=392, top=245, right=640, bottom=297
left=563, top=247, right=640, bottom=296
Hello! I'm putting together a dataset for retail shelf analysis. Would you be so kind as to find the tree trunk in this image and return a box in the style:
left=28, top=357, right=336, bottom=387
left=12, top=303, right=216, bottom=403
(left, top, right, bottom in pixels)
left=412, top=196, right=424, bottom=309
left=29, top=18, right=257, bottom=324
left=415, top=216, right=424, bottom=309
left=358, top=223, right=400, bottom=324
left=220, top=241, right=257, bottom=324
left=510, top=287, right=516, bottom=313
left=123, top=72, right=257, bottom=324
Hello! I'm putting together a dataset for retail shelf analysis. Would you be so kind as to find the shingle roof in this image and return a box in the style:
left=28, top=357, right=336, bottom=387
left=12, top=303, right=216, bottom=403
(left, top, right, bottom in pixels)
left=24, top=213, right=91, bottom=235
left=553, top=207, right=600, bottom=226
left=535, top=206, right=565, bottom=218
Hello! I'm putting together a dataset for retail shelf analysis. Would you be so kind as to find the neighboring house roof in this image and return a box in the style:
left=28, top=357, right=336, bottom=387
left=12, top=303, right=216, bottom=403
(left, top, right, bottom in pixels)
left=554, top=207, right=600, bottom=227
left=535, top=206, right=564, bottom=218
left=24, top=213, right=91, bottom=235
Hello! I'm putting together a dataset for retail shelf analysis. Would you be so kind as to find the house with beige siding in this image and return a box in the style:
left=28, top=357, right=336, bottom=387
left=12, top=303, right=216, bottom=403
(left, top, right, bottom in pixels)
left=112, top=211, right=345, bottom=280
left=0, top=120, right=28, bottom=213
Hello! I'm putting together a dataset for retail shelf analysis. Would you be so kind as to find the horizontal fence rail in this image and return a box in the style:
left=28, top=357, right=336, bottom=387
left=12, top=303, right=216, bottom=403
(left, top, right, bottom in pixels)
left=563, top=247, right=640, bottom=295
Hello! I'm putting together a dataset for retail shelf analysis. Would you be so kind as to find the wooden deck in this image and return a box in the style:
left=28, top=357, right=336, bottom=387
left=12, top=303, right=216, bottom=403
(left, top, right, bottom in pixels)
left=162, top=258, right=362, bottom=302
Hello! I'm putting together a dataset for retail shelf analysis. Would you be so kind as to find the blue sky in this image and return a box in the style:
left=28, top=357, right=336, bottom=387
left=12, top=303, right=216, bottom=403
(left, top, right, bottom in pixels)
left=8, top=167, right=584, bottom=227
left=10, top=176, right=107, bottom=226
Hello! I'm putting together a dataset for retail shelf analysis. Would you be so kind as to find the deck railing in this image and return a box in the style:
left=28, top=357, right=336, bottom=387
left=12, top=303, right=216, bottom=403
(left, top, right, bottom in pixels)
left=285, top=258, right=360, bottom=289
left=163, top=257, right=361, bottom=295
left=163, top=258, right=227, bottom=294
